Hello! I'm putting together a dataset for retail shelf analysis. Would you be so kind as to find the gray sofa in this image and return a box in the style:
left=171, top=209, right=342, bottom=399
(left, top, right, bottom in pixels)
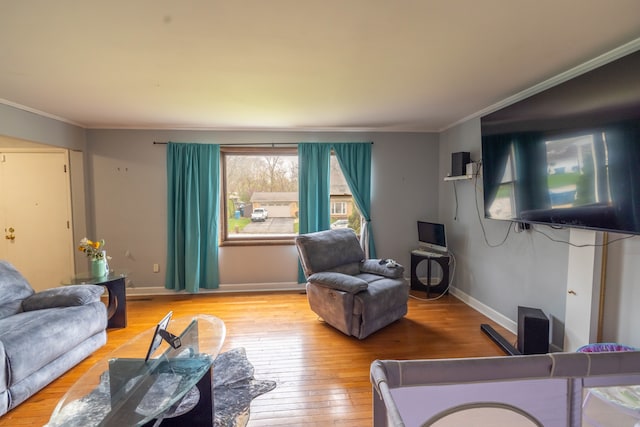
left=295, top=229, right=409, bottom=339
left=0, top=260, right=107, bottom=416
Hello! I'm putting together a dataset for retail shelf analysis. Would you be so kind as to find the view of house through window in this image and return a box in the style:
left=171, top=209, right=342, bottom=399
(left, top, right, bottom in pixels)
left=329, top=156, right=361, bottom=235
left=222, top=147, right=361, bottom=242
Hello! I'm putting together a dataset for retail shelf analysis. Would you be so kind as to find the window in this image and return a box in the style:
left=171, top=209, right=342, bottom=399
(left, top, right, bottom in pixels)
left=331, top=202, right=347, bottom=215
left=221, top=147, right=298, bottom=243
left=221, top=146, right=361, bottom=244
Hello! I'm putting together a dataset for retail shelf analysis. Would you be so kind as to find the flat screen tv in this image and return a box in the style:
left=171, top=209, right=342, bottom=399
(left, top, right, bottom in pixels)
left=481, top=48, right=640, bottom=235
left=417, top=221, right=447, bottom=253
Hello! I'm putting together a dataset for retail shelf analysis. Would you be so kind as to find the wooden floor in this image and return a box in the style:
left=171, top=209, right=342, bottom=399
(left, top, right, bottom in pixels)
left=0, top=290, right=515, bottom=426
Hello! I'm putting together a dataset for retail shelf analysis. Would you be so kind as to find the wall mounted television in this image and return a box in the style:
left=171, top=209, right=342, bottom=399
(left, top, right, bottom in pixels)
left=481, top=48, right=640, bottom=235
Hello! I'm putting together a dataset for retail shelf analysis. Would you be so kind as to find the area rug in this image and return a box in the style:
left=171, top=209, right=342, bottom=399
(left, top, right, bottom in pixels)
left=45, top=347, right=276, bottom=427
left=162, top=347, right=276, bottom=426
left=211, top=347, right=277, bottom=426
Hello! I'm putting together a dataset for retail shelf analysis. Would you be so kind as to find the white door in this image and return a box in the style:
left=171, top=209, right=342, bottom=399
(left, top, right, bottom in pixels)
left=0, top=151, right=75, bottom=291
left=564, top=228, right=604, bottom=351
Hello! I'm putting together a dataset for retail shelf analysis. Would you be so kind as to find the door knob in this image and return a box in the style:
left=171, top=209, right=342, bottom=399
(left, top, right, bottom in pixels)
left=5, top=227, right=15, bottom=241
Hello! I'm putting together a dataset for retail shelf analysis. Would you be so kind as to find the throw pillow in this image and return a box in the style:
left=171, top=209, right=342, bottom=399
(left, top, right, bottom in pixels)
left=22, top=285, right=104, bottom=311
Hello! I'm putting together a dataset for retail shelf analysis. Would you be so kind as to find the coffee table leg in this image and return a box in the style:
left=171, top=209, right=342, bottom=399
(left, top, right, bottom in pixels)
left=146, top=366, right=213, bottom=427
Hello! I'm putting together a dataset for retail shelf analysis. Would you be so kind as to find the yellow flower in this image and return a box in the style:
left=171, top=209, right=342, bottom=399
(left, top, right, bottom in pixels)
left=78, top=237, right=107, bottom=260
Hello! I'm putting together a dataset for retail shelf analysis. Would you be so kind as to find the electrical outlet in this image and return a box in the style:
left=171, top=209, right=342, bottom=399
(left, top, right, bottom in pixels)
left=153, top=263, right=160, bottom=273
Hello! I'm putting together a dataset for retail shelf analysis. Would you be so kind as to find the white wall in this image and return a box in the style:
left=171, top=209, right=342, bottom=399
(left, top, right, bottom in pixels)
left=86, top=129, right=439, bottom=290
left=438, top=118, right=640, bottom=348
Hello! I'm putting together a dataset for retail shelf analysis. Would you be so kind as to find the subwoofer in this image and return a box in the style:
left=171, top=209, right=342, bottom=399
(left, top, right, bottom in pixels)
left=451, top=152, right=470, bottom=177
left=517, top=306, right=549, bottom=354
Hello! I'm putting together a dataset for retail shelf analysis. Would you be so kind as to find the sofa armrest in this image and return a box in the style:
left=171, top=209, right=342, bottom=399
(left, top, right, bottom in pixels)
left=308, top=272, right=368, bottom=294
left=360, top=259, right=404, bottom=279
left=21, top=285, right=104, bottom=311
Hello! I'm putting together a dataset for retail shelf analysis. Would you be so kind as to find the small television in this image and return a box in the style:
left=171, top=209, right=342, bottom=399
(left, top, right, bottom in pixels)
left=481, top=48, right=640, bottom=235
left=417, top=221, right=447, bottom=253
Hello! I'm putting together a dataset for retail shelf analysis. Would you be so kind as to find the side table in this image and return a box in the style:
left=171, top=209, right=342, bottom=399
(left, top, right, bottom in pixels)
left=63, top=271, right=128, bottom=328
left=410, top=251, right=450, bottom=297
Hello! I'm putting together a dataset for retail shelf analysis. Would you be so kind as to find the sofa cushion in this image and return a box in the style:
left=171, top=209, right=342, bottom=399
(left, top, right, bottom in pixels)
left=0, top=261, right=35, bottom=320
left=308, top=272, right=368, bottom=294
left=22, top=285, right=104, bottom=312
left=0, top=301, right=23, bottom=322
left=0, top=302, right=107, bottom=388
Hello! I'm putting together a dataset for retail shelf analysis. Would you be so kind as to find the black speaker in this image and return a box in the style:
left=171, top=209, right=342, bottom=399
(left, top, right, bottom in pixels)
left=451, top=152, right=470, bottom=176
left=517, top=306, right=549, bottom=354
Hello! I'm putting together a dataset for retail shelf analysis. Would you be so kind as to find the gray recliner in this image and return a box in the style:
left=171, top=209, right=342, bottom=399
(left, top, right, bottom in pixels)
left=295, top=228, right=409, bottom=339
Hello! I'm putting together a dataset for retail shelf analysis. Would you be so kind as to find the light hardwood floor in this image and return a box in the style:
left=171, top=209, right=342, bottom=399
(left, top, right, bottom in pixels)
left=0, top=290, right=514, bottom=426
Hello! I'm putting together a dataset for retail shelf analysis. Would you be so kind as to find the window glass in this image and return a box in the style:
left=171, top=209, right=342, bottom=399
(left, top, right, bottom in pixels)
left=222, top=148, right=298, bottom=243
left=329, top=155, right=361, bottom=235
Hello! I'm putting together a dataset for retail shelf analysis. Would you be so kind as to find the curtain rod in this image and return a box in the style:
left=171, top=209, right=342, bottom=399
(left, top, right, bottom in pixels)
left=153, top=141, right=373, bottom=146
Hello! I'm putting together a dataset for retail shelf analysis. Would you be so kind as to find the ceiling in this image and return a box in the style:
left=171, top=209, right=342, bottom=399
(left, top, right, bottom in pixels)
left=1, top=1, right=640, bottom=132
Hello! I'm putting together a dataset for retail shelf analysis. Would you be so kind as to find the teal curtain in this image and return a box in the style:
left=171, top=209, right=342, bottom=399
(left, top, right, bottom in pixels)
left=166, top=142, right=220, bottom=292
left=332, top=143, right=376, bottom=258
left=297, top=143, right=331, bottom=282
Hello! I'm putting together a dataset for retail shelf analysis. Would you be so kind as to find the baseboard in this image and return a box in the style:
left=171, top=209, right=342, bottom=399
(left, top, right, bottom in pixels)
left=448, top=286, right=517, bottom=335
left=450, top=287, right=564, bottom=352
left=126, top=282, right=304, bottom=296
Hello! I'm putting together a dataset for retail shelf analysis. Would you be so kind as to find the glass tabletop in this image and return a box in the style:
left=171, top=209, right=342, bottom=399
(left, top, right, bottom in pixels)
left=62, top=270, right=128, bottom=285
left=46, top=314, right=226, bottom=427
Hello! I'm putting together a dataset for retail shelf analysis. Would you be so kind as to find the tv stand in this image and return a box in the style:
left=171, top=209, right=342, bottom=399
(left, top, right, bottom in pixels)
left=410, top=251, right=450, bottom=297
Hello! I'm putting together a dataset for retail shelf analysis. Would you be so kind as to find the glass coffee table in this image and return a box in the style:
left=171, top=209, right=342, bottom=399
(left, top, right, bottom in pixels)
left=47, top=314, right=226, bottom=427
